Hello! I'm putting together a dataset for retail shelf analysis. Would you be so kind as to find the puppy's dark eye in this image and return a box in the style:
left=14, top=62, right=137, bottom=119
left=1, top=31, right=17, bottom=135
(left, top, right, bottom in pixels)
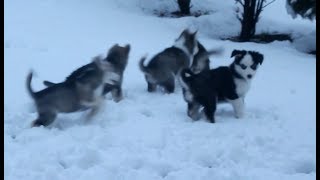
left=240, top=64, right=247, bottom=70
left=251, top=65, right=257, bottom=70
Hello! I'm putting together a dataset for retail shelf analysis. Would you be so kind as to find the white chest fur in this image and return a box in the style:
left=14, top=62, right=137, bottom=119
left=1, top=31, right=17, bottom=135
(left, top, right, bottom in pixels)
left=234, top=78, right=251, bottom=97
left=178, top=75, right=193, bottom=102
left=103, top=71, right=120, bottom=85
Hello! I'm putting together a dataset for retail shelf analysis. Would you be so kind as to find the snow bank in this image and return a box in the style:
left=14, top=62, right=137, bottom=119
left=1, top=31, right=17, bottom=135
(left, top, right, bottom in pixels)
left=4, top=0, right=316, bottom=180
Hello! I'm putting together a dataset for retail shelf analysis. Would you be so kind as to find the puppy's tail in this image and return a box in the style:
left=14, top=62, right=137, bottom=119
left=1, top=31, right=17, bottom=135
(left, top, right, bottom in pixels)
left=26, top=71, right=36, bottom=98
left=138, top=54, right=149, bottom=74
left=43, top=80, right=56, bottom=87
left=197, top=47, right=224, bottom=62
left=206, top=47, right=224, bottom=57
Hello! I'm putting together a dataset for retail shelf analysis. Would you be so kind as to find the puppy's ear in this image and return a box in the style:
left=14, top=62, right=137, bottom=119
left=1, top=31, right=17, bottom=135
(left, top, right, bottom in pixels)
left=181, top=29, right=189, bottom=37
left=257, top=54, right=264, bottom=65
left=182, top=28, right=189, bottom=34
left=251, top=51, right=264, bottom=65
left=193, top=30, right=198, bottom=36
left=92, top=55, right=102, bottom=64
left=107, top=44, right=119, bottom=53
left=231, top=49, right=242, bottom=58
left=92, top=57, right=101, bottom=68
left=125, top=44, right=131, bottom=54
left=176, top=29, right=187, bottom=41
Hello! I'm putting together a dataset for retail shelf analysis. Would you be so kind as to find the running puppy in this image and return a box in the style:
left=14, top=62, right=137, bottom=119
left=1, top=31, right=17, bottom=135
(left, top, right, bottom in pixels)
left=27, top=57, right=119, bottom=127
left=139, top=29, right=222, bottom=93
left=179, top=49, right=264, bottom=123
left=44, top=44, right=130, bottom=102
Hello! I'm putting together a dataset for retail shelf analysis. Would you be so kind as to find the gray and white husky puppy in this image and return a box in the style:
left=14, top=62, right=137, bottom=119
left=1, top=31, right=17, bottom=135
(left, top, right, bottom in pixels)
left=44, top=44, right=130, bottom=102
left=139, top=29, right=222, bottom=93
left=27, top=56, right=119, bottom=127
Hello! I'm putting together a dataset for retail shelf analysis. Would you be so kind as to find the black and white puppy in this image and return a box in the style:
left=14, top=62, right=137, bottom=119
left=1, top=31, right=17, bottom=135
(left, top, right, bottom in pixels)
left=179, top=49, right=264, bottom=123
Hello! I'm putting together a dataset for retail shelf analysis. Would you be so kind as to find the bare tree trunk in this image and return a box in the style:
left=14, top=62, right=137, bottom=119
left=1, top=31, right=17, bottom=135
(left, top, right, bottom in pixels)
left=178, top=0, right=191, bottom=15
left=239, top=0, right=257, bottom=41
left=236, top=0, right=275, bottom=41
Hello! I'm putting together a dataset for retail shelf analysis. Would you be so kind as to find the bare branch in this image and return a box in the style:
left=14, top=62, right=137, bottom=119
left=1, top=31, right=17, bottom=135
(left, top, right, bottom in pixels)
left=256, top=0, right=263, bottom=11
left=262, top=0, right=276, bottom=8
left=254, top=11, right=261, bottom=22
left=255, top=0, right=263, bottom=19
left=235, top=0, right=245, bottom=7
left=236, top=14, right=243, bottom=22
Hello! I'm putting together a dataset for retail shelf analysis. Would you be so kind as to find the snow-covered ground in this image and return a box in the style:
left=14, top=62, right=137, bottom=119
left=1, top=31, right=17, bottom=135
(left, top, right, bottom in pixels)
left=4, top=0, right=316, bottom=180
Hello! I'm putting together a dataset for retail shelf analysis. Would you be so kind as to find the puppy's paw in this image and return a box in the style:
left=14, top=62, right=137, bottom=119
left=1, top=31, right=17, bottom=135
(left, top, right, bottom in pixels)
left=31, top=120, right=42, bottom=127
left=112, top=90, right=124, bottom=103
left=188, top=111, right=201, bottom=121
left=235, top=112, right=245, bottom=119
left=113, top=95, right=123, bottom=103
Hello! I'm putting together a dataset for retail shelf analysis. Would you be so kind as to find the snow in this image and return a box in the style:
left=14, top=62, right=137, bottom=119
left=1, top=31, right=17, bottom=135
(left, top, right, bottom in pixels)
left=292, top=30, right=316, bottom=53
left=4, top=0, right=316, bottom=180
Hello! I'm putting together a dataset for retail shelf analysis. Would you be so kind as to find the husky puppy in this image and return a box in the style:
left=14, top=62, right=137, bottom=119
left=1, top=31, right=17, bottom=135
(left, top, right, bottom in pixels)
left=102, top=44, right=130, bottom=102
left=139, top=29, right=222, bottom=93
left=190, top=42, right=210, bottom=74
left=179, top=49, right=264, bottom=123
left=44, top=44, right=130, bottom=102
left=139, top=29, right=199, bottom=93
left=27, top=57, right=118, bottom=127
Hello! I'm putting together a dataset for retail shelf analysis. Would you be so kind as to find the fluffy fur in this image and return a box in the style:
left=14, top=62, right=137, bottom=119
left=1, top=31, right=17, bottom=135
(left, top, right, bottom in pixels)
left=27, top=57, right=118, bottom=127
left=43, top=44, right=130, bottom=102
left=179, top=49, right=264, bottom=123
left=139, top=29, right=198, bottom=93
left=190, top=42, right=210, bottom=74
left=139, top=29, right=223, bottom=93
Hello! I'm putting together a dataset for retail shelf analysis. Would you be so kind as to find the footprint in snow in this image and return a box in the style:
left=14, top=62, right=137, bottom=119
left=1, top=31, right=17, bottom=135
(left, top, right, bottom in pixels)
left=292, top=159, right=316, bottom=174
left=140, top=110, right=153, bottom=117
